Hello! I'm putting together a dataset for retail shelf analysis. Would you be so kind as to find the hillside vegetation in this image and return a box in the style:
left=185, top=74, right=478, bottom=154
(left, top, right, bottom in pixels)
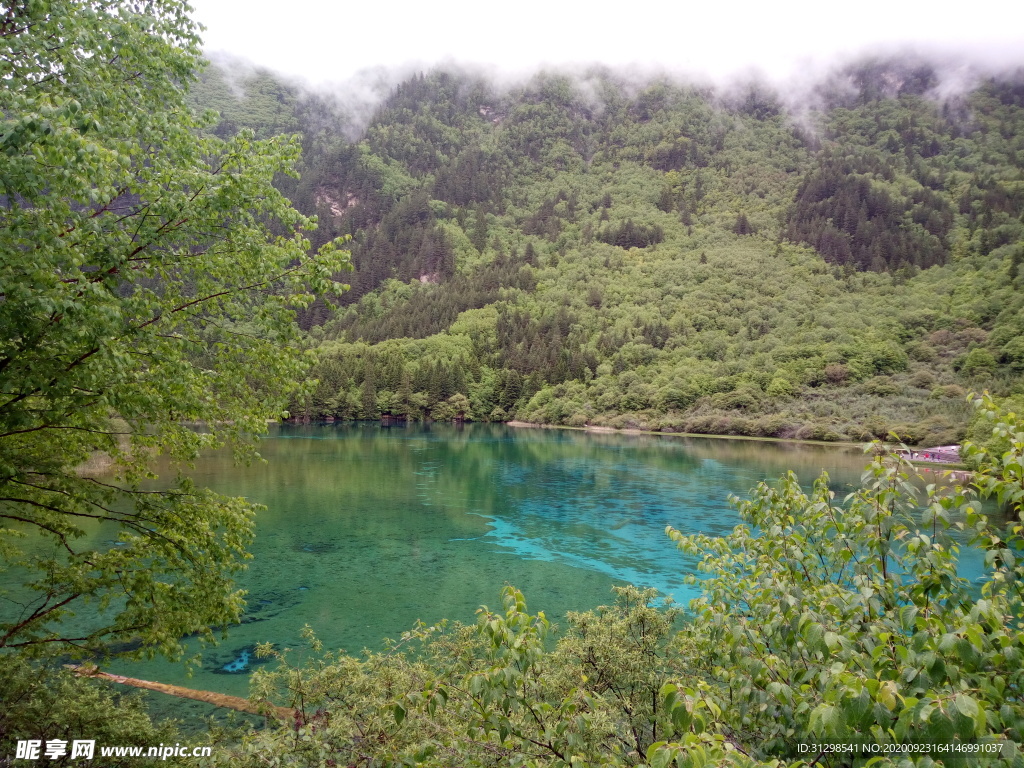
left=191, top=59, right=1024, bottom=445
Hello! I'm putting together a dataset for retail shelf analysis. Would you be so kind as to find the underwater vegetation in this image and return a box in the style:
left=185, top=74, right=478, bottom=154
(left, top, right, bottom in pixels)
left=293, top=541, right=339, bottom=554
left=211, top=645, right=275, bottom=675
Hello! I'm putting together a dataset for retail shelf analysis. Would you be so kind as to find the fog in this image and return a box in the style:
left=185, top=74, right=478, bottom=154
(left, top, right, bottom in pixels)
left=189, top=0, right=1023, bottom=90
left=200, top=47, right=1024, bottom=149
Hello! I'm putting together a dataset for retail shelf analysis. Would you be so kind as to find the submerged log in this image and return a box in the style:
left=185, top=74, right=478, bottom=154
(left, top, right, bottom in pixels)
left=66, top=664, right=293, bottom=721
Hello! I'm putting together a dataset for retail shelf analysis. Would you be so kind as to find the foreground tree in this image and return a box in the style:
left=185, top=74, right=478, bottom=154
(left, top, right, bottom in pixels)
left=0, top=0, right=348, bottom=657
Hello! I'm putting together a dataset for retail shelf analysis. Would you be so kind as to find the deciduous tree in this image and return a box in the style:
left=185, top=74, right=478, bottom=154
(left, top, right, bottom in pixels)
left=0, top=0, right=348, bottom=657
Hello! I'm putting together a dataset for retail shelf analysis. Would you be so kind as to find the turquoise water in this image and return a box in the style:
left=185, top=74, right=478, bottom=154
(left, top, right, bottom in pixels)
left=0, top=423, right=984, bottom=726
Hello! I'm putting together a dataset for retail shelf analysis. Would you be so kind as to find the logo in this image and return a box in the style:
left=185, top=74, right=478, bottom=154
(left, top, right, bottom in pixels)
left=15, top=740, right=95, bottom=761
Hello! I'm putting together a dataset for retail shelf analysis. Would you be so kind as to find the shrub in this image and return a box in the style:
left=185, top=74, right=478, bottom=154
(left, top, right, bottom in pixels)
left=725, top=417, right=755, bottom=436
left=863, top=417, right=890, bottom=439
left=566, top=412, right=589, bottom=427
left=0, top=658, right=182, bottom=768
left=765, top=376, right=797, bottom=398
left=913, top=415, right=961, bottom=447
left=844, top=424, right=875, bottom=441
left=859, top=376, right=900, bottom=396
left=889, top=423, right=922, bottom=444
left=962, top=393, right=1024, bottom=469
left=960, top=347, right=998, bottom=376
left=657, top=386, right=701, bottom=410
left=931, top=383, right=967, bottom=399
left=751, top=415, right=788, bottom=437
left=906, top=340, right=938, bottom=361
left=795, top=423, right=843, bottom=441
left=909, top=369, right=935, bottom=389
left=1001, top=336, right=1024, bottom=371
left=710, top=389, right=760, bottom=410
left=824, top=363, right=849, bottom=384
left=684, top=415, right=734, bottom=435
left=869, top=341, right=909, bottom=374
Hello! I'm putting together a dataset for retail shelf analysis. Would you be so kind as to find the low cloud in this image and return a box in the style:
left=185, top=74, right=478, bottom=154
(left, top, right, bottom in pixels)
left=199, top=45, right=1024, bottom=142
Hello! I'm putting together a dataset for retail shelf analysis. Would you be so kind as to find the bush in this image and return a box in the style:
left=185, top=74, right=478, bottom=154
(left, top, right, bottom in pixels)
left=869, top=341, right=909, bottom=374
left=824, top=363, right=849, bottom=384
left=962, top=393, right=1024, bottom=469
left=958, top=347, right=998, bottom=376
left=683, top=414, right=734, bottom=435
left=931, top=383, right=967, bottom=399
left=844, top=424, right=875, bottom=441
left=710, top=389, right=760, bottom=410
left=657, top=386, right=701, bottom=410
left=566, top=412, right=589, bottom=427
left=909, top=369, right=935, bottom=389
left=765, top=376, right=797, bottom=398
left=863, top=416, right=890, bottom=439
left=795, top=423, right=843, bottom=441
left=889, top=423, right=922, bottom=444
left=725, top=417, right=756, bottom=436
left=859, top=376, right=900, bottom=396
left=0, top=658, right=184, bottom=768
left=751, top=415, right=788, bottom=437
left=1001, top=336, right=1024, bottom=371
left=913, top=415, right=961, bottom=447
left=906, top=340, right=938, bottom=361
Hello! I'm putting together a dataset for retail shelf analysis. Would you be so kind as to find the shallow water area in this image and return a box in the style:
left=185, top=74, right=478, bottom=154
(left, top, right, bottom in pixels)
left=1, top=423, right=986, bottom=728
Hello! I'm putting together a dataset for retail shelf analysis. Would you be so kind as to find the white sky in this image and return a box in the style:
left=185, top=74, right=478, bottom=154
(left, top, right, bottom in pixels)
left=188, top=0, right=1024, bottom=87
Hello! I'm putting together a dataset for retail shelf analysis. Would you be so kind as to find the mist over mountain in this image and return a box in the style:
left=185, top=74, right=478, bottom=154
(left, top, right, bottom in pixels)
left=189, top=53, right=1024, bottom=445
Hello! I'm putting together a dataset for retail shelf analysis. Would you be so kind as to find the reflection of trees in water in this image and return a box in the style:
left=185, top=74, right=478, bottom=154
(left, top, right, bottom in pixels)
left=252, top=421, right=871, bottom=492
left=142, top=425, right=882, bottom=537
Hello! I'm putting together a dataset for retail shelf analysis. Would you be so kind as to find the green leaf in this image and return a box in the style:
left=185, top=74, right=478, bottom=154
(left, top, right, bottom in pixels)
left=953, top=693, right=979, bottom=719
left=647, top=742, right=671, bottom=768
left=672, top=701, right=693, bottom=733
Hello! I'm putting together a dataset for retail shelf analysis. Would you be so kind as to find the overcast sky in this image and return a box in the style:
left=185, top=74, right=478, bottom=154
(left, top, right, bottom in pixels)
left=188, top=0, right=1024, bottom=87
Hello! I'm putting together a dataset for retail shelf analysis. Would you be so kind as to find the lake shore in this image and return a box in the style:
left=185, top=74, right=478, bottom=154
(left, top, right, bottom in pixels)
left=504, top=420, right=971, bottom=473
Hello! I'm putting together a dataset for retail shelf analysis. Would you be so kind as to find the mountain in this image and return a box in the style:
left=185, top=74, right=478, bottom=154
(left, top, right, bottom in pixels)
left=190, top=57, right=1024, bottom=445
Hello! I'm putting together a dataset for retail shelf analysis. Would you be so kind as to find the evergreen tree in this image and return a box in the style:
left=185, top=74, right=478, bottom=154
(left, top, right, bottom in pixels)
left=733, top=212, right=753, bottom=235
left=471, top=204, right=489, bottom=252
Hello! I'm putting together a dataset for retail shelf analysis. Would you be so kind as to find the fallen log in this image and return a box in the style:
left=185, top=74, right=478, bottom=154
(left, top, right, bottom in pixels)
left=66, top=664, right=294, bottom=721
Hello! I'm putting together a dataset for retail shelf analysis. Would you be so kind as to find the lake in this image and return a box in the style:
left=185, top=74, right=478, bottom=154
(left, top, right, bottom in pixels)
left=1, top=423, right=982, bottom=726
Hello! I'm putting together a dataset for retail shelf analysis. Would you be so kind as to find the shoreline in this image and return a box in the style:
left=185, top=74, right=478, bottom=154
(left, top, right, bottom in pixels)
left=505, top=420, right=971, bottom=473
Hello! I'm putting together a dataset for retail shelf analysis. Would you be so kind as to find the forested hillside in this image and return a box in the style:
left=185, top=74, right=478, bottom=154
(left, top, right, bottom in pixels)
left=191, top=59, right=1024, bottom=445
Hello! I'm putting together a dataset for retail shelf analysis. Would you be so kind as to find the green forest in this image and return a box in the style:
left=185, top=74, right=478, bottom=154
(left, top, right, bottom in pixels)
left=4, top=1, right=1024, bottom=766
left=186, top=56, right=1024, bottom=447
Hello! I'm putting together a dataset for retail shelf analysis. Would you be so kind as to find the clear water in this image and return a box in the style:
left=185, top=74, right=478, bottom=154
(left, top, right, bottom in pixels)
left=0, top=423, right=984, bottom=727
